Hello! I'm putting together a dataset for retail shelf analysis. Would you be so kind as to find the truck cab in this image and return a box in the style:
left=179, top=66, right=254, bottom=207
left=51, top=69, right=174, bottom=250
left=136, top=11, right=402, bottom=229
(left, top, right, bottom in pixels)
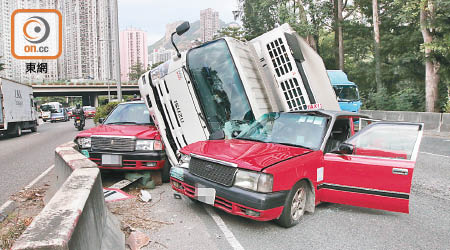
left=327, top=70, right=362, bottom=112
left=139, top=23, right=340, bottom=167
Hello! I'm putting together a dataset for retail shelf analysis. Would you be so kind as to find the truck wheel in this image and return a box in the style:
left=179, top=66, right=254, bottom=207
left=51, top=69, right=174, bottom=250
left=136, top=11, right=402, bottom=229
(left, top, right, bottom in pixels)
left=15, top=124, right=22, bottom=137
left=161, top=159, right=172, bottom=183
left=276, top=181, right=309, bottom=228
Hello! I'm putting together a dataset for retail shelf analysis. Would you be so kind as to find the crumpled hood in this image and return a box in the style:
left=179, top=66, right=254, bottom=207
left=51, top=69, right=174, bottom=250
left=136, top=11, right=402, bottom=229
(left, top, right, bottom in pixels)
left=76, top=124, right=160, bottom=140
left=183, top=139, right=312, bottom=171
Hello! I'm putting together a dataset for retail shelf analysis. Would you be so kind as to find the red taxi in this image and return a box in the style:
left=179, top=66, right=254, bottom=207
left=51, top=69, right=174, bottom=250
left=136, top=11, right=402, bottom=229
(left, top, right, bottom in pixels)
left=75, top=101, right=171, bottom=181
left=170, top=110, right=423, bottom=227
left=83, top=106, right=96, bottom=118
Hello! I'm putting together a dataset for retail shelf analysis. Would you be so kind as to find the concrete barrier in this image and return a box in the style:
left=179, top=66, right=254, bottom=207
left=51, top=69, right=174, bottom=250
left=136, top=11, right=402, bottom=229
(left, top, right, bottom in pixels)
left=361, top=110, right=444, bottom=131
left=13, top=142, right=125, bottom=250
left=441, top=113, right=450, bottom=132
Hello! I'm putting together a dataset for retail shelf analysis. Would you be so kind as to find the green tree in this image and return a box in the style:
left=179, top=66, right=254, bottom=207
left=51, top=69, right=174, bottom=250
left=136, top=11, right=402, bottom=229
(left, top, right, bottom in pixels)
left=214, top=26, right=246, bottom=41
left=128, top=62, right=146, bottom=82
left=150, top=61, right=164, bottom=69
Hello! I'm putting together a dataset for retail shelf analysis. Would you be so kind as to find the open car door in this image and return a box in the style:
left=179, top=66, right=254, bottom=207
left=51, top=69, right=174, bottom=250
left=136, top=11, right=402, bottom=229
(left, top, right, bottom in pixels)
left=321, top=122, right=423, bottom=213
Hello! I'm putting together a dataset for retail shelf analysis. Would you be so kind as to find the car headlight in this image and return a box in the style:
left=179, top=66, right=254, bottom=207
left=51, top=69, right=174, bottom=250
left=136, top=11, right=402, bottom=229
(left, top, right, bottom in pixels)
left=179, top=153, right=191, bottom=169
left=234, top=169, right=273, bottom=193
left=135, top=140, right=155, bottom=151
left=77, top=137, right=91, bottom=148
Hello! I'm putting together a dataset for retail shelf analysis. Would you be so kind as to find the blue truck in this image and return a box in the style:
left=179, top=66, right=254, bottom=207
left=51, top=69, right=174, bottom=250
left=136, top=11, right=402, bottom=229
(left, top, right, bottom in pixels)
left=327, top=70, right=361, bottom=112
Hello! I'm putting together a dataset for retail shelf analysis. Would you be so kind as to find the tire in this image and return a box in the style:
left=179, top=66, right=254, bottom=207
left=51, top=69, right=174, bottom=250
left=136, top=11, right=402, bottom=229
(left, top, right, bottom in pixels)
left=43, top=119, right=46, bottom=122
left=276, top=181, right=309, bottom=228
left=31, top=125, right=37, bottom=132
left=15, top=124, right=22, bottom=137
left=161, top=158, right=172, bottom=183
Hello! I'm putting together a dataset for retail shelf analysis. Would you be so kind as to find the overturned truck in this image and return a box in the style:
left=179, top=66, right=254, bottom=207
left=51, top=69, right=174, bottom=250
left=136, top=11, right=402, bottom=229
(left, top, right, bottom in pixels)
left=139, top=23, right=340, bottom=166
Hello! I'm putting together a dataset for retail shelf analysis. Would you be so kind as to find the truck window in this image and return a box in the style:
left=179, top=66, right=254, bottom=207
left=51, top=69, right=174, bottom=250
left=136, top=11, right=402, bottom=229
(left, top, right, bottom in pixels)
left=187, top=39, right=255, bottom=136
left=333, top=85, right=360, bottom=102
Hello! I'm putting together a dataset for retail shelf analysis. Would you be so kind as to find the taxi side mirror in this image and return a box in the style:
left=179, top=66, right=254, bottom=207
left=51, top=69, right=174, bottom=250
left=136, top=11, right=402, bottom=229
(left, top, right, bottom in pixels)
left=99, top=118, right=105, bottom=124
left=338, top=143, right=354, bottom=155
left=209, top=130, right=225, bottom=140
left=231, top=130, right=241, bottom=138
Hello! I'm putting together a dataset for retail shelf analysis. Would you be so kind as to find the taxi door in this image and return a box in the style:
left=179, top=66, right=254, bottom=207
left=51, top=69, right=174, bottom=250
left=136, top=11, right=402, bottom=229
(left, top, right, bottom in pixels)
left=320, top=122, right=423, bottom=213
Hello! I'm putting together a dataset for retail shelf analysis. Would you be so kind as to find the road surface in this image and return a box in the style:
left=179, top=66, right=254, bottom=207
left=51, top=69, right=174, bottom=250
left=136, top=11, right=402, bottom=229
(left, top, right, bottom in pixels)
left=0, top=119, right=94, bottom=204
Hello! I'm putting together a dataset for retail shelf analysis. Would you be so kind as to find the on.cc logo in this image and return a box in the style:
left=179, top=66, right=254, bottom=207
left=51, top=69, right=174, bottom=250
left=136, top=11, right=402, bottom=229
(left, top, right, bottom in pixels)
left=23, top=16, right=50, bottom=44
left=11, top=9, right=62, bottom=60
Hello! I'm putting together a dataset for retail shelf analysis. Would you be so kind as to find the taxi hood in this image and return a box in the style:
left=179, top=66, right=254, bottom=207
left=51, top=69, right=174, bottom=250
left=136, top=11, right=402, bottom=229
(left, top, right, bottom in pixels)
left=182, top=139, right=313, bottom=171
left=76, top=124, right=160, bottom=140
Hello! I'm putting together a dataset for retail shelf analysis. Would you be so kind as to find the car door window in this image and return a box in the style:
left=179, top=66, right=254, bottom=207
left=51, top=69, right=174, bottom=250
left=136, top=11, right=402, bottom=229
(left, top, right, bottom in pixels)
left=324, top=118, right=351, bottom=153
left=346, top=122, right=422, bottom=160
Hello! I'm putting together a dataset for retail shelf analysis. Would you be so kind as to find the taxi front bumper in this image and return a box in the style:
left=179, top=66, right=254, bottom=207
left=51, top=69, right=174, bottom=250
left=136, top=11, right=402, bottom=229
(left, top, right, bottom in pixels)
left=87, top=150, right=166, bottom=171
left=170, top=166, right=287, bottom=221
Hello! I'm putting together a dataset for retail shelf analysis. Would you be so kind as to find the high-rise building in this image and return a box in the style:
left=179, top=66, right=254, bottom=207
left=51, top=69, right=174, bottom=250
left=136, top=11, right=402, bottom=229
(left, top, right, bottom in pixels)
left=59, top=0, right=119, bottom=81
left=120, top=28, right=148, bottom=82
left=200, top=8, right=219, bottom=42
left=0, top=0, right=58, bottom=83
left=148, top=48, right=175, bottom=68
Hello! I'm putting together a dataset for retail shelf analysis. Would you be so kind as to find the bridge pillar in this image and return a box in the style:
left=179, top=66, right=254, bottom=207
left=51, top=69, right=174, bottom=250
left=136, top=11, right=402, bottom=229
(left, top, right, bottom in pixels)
left=82, top=94, right=99, bottom=107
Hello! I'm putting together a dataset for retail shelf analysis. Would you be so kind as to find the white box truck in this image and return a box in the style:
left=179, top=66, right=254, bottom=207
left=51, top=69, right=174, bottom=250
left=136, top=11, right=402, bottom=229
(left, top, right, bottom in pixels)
left=0, top=78, right=38, bottom=137
left=139, top=23, right=339, bottom=166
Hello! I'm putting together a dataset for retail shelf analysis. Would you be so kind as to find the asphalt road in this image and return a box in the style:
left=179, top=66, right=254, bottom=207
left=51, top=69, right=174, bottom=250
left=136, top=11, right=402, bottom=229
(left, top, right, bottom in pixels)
left=142, top=134, right=450, bottom=250
left=0, top=119, right=95, bottom=204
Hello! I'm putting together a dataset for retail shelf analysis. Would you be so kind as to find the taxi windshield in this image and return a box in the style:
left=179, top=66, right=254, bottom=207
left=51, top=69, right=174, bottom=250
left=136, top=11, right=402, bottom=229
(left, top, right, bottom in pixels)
left=104, top=103, right=153, bottom=125
left=236, top=112, right=329, bottom=150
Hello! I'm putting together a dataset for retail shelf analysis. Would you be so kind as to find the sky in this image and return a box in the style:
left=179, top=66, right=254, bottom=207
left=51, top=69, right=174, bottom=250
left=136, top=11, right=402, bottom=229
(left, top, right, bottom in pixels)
left=118, top=0, right=239, bottom=45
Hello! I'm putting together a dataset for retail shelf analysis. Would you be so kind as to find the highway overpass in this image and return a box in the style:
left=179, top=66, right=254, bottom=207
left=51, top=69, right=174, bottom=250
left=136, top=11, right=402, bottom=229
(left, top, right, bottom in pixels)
left=32, top=82, right=139, bottom=106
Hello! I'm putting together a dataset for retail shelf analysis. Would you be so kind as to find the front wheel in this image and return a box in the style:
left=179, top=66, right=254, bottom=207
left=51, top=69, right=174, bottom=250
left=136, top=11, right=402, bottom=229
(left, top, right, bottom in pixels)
left=276, top=181, right=309, bottom=228
left=161, top=159, right=172, bottom=183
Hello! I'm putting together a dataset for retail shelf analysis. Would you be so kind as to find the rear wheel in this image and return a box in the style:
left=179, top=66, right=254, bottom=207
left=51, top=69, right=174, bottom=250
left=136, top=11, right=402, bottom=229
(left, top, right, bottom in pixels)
left=161, top=159, right=171, bottom=183
left=15, top=124, right=22, bottom=137
left=276, top=181, right=309, bottom=228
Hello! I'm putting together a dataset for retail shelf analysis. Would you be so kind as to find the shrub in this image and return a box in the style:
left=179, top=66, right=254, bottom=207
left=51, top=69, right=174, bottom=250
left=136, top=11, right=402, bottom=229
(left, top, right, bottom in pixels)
left=94, top=102, right=119, bottom=124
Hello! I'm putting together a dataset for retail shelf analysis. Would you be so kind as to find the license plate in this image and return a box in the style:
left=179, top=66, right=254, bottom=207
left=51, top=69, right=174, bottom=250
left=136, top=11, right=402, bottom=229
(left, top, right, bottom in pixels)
left=102, top=154, right=122, bottom=166
left=195, top=186, right=216, bottom=205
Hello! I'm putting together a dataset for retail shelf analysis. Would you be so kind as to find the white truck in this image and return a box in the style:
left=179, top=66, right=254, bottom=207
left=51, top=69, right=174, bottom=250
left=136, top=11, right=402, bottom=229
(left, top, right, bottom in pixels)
left=138, top=23, right=340, bottom=166
left=0, top=78, right=39, bottom=137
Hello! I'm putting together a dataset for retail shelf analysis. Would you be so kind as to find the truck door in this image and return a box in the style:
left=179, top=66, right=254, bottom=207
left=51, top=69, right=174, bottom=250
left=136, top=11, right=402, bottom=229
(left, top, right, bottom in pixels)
left=321, top=122, right=423, bottom=213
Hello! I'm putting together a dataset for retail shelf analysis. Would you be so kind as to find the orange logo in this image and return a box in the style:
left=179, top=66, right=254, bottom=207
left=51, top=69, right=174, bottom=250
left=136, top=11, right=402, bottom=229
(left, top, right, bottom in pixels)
left=11, top=9, right=62, bottom=59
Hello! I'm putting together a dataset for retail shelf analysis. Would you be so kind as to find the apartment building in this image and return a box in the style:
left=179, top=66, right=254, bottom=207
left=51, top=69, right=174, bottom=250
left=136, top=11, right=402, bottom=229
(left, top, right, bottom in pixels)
left=119, top=28, right=148, bottom=82
left=200, top=8, right=219, bottom=42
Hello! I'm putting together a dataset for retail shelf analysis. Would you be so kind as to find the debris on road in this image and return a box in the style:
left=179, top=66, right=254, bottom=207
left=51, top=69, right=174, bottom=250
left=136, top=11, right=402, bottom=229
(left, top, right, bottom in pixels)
left=140, top=190, right=152, bottom=202
left=109, top=178, right=142, bottom=190
left=173, top=193, right=181, bottom=199
left=103, top=188, right=134, bottom=202
left=126, top=230, right=150, bottom=250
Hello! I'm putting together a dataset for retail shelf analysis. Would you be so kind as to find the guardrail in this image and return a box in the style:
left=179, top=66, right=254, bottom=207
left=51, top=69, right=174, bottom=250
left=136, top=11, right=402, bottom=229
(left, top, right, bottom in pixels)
left=361, top=110, right=449, bottom=132
left=12, top=142, right=124, bottom=250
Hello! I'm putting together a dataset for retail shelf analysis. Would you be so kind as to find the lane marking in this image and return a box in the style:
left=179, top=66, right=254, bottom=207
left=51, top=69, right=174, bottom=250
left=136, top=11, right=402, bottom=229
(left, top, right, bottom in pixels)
left=420, top=152, right=450, bottom=159
left=24, top=164, right=55, bottom=190
left=204, top=205, right=245, bottom=250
